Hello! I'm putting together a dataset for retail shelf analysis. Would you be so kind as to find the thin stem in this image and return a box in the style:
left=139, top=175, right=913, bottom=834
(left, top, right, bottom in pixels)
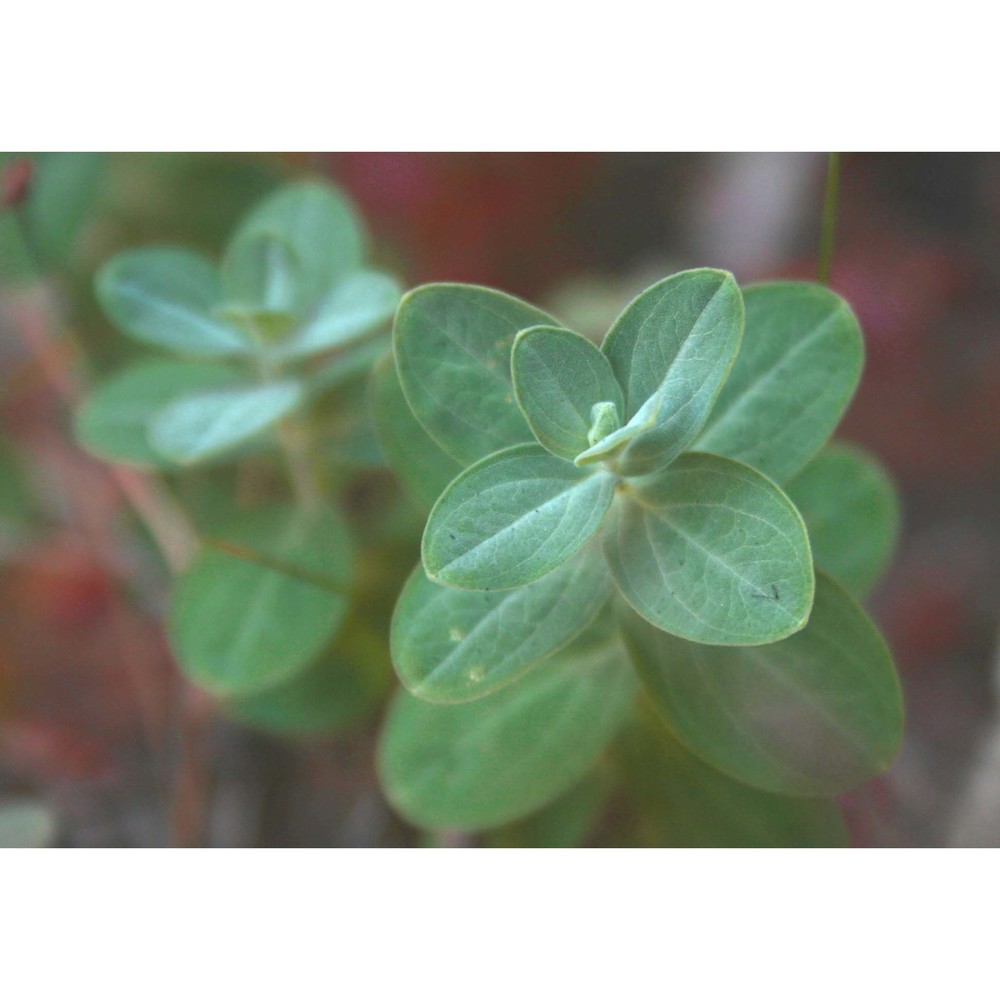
left=817, top=152, right=841, bottom=285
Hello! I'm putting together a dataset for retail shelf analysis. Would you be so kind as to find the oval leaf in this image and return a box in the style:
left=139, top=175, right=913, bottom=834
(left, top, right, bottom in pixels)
left=274, top=270, right=401, bottom=362
left=605, top=452, right=814, bottom=645
left=369, top=353, right=463, bottom=512
left=392, top=545, right=613, bottom=702
left=511, top=325, right=624, bottom=461
left=221, top=230, right=301, bottom=318
left=96, top=247, right=253, bottom=357
left=394, top=284, right=556, bottom=465
left=74, top=359, right=239, bottom=467
left=601, top=269, right=743, bottom=475
left=230, top=181, right=366, bottom=305
left=695, top=282, right=864, bottom=482
left=149, top=378, right=304, bottom=465
left=423, top=443, right=616, bottom=590
left=169, top=504, right=353, bottom=695
left=378, top=628, right=637, bottom=831
left=785, top=442, right=900, bottom=597
left=622, top=571, right=904, bottom=796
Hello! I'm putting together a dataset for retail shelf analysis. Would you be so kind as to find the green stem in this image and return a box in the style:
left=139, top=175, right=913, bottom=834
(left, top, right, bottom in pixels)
left=817, top=152, right=841, bottom=285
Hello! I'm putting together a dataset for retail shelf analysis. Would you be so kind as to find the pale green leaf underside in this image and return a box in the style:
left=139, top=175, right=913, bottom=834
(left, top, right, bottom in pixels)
left=378, top=628, right=637, bottom=831
left=605, top=452, right=814, bottom=645
left=393, top=284, right=555, bottom=466
left=272, top=270, right=401, bottom=362
left=74, top=359, right=240, bottom=467
left=369, top=354, right=462, bottom=512
left=624, top=571, right=904, bottom=796
left=391, top=544, right=613, bottom=703
left=601, top=268, right=743, bottom=475
left=511, top=325, right=623, bottom=461
left=695, top=282, right=863, bottom=483
left=96, top=247, right=253, bottom=358
left=221, top=230, right=301, bottom=317
left=169, top=504, right=353, bottom=695
left=230, top=181, right=366, bottom=306
left=785, top=441, right=900, bottom=597
left=423, top=443, right=616, bottom=590
left=149, top=379, right=304, bottom=464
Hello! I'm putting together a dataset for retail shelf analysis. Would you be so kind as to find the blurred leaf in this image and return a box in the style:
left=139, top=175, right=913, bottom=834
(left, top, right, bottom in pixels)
left=485, top=767, right=612, bottom=848
left=0, top=798, right=56, bottom=848
left=786, top=441, right=900, bottom=597
left=149, top=379, right=304, bottom=465
left=604, top=453, right=813, bottom=645
left=96, top=247, right=254, bottom=357
left=391, top=544, right=613, bottom=702
left=229, top=617, right=391, bottom=737
left=511, top=325, right=623, bottom=461
left=0, top=439, right=35, bottom=537
left=378, top=625, right=637, bottom=831
left=622, top=571, right=904, bottom=796
left=221, top=230, right=301, bottom=320
left=169, top=504, right=353, bottom=695
left=620, top=715, right=848, bottom=847
left=393, top=284, right=554, bottom=465
left=695, top=283, right=863, bottom=482
left=369, top=353, right=461, bottom=512
left=423, top=444, right=615, bottom=590
left=273, top=270, right=401, bottom=363
left=600, top=269, right=743, bottom=476
left=74, top=359, right=239, bottom=467
left=229, top=181, right=366, bottom=307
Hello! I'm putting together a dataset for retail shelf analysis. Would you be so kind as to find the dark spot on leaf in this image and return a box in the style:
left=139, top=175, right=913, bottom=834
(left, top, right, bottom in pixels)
left=771, top=584, right=780, bottom=601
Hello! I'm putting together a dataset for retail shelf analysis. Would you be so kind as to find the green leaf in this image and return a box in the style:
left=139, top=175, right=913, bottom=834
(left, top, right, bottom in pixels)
left=785, top=442, right=900, bottom=597
left=229, top=181, right=366, bottom=306
left=377, top=627, right=637, bottom=831
left=369, top=353, right=462, bottom=512
left=273, top=270, right=401, bottom=362
left=169, top=504, right=353, bottom=695
left=695, top=282, right=864, bottom=482
left=149, top=379, right=304, bottom=465
left=221, top=230, right=301, bottom=319
left=74, top=359, right=240, bottom=467
left=605, top=452, right=813, bottom=645
left=229, top=618, right=390, bottom=737
left=393, top=284, right=556, bottom=465
left=622, top=571, right=904, bottom=796
left=620, top=717, right=848, bottom=847
left=96, top=247, right=253, bottom=358
left=600, top=269, right=743, bottom=475
left=511, top=325, right=624, bottom=461
left=485, top=767, right=611, bottom=847
left=0, top=798, right=56, bottom=848
left=391, top=544, right=613, bottom=702
left=423, top=443, right=616, bottom=590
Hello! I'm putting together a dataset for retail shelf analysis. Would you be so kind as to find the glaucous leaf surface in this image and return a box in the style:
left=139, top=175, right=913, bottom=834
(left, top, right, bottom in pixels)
left=604, top=452, right=813, bottom=644
left=169, top=504, right=353, bottom=695
left=0, top=798, right=56, bottom=848
left=511, top=325, right=624, bottom=461
left=74, top=359, right=239, bottom=467
left=423, top=443, right=616, bottom=590
left=695, top=282, right=863, bottom=482
left=229, top=619, right=390, bottom=736
left=96, top=247, right=253, bottom=357
left=149, top=379, right=304, bottom=465
left=378, top=628, right=637, bottom=831
left=620, top=718, right=848, bottom=847
left=623, top=571, right=904, bottom=796
left=391, top=544, right=613, bottom=702
left=229, top=181, right=366, bottom=306
left=369, top=354, right=462, bottom=512
left=600, top=269, right=743, bottom=475
left=786, top=442, right=900, bottom=597
left=221, top=230, right=301, bottom=318
left=393, top=284, right=555, bottom=465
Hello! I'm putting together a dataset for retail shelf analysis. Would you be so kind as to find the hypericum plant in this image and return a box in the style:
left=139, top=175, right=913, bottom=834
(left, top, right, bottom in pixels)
left=374, top=274, right=904, bottom=835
